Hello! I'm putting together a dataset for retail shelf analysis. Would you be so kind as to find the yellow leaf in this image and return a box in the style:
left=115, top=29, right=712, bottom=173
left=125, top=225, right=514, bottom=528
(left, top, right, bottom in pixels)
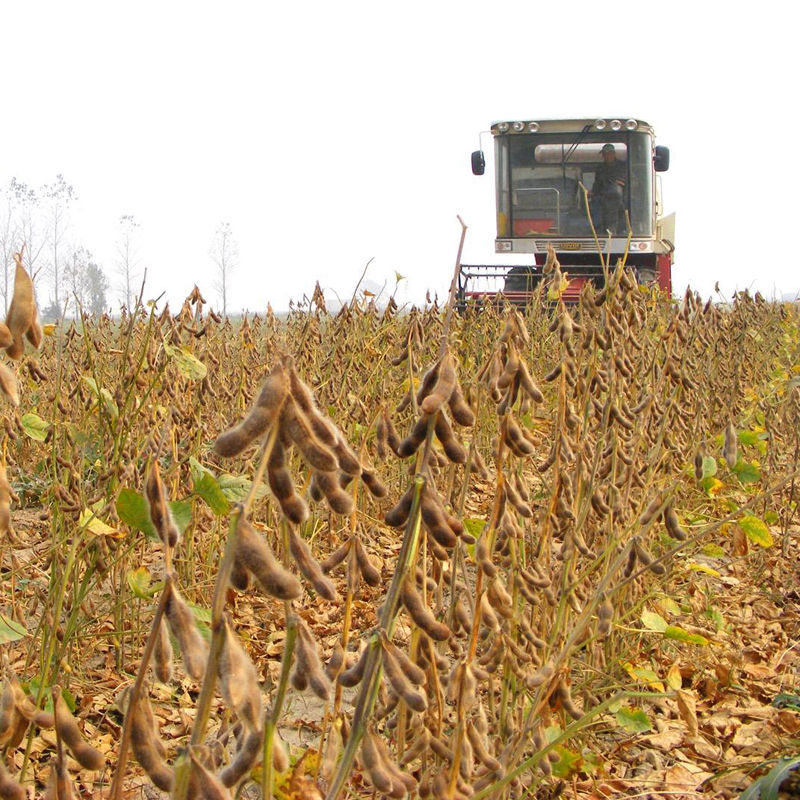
left=43, top=323, right=57, bottom=336
left=666, top=663, right=683, bottom=691
left=78, top=508, right=122, bottom=538
left=688, top=563, right=721, bottom=577
left=621, top=661, right=665, bottom=691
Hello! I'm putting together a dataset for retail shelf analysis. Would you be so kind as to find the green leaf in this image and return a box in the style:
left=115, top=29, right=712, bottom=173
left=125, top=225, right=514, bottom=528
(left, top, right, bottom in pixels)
left=550, top=745, right=583, bottom=779
left=615, top=706, right=653, bottom=733
left=701, top=456, right=717, bottom=479
left=733, top=460, right=761, bottom=484
left=0, top=613, right=27, bottom=644
left=169, top=500, right=192, bottom=535
left=463, top=518, right=486, bottom=540
left=116, top=488, right=158, bottom=541
left=701, top=543, right=726, bottom=558
left=127, top=567, right=154, bottom=599
left=81, top=375, right=119, bottom=418
left=217, top=473, right=267, bottom=503
left=192, top=472, right=230, bottom=515
left=641, top=610, right=668, bottom=632
left=737, top=430, right=761, bottom=446
left=738, top=515, right=774, bottom=548
left=664, top=625, right=710, bottom=646
left=20, top=412, right=50, bottom=442
left=164, top=342, right=207, bottom=380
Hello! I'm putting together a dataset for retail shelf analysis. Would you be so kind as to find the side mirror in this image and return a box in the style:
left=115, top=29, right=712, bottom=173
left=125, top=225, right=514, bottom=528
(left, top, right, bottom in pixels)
left=654, top=145, right=670, bottom=172
left=471, top=150, right=485, bottom=176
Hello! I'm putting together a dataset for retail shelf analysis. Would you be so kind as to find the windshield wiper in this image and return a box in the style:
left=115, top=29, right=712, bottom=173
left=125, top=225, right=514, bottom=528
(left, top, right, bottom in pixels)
left=562, top=124, right=593, bottom=164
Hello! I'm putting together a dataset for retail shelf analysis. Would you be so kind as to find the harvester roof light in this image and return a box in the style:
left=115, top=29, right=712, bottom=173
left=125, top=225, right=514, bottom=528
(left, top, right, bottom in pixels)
left=497, top=121, right=510, bottom=133
left=512, top=121, right=525, bottom=132
left=625, top=119, right=638, bottom=130
left=527, top=122, right=540, bottom=132
left=610, top=119, right=622, bottom=131
left=594, top=119, right=607, bottom=130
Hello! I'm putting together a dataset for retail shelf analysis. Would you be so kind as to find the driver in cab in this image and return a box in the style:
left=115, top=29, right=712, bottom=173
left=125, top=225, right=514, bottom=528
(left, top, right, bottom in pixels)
left=590, top=143, right=626, bottom=233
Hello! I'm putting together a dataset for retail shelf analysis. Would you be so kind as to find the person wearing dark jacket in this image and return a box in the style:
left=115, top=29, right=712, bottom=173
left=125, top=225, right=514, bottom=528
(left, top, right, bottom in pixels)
left=591, top=143, right=626, bottom=233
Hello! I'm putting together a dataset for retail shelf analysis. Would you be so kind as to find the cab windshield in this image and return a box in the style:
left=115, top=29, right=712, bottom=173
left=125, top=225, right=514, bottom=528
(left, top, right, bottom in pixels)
left=495, top=131, right=654, bottom=238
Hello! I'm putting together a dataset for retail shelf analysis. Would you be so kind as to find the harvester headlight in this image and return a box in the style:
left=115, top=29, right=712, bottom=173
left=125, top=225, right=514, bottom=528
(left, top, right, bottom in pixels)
left=610, top=119, right=622, bottom=131
left=497, top=121, right=510, bottom=133
left=594, top=119, right=607, bottom=130
left=625, top=119, right=638, bottom=130
left=512, top=121, right=525, bottom=132
left=527, top=122, right=540, bottom=132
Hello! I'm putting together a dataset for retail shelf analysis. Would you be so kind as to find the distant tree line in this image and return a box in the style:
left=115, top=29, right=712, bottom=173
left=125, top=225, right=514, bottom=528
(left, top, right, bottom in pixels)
left=1, top=175, right=241, bottom=320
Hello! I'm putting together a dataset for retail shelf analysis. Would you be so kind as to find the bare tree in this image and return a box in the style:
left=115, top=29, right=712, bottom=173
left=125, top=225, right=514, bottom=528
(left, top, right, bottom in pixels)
left=42, top=174, right=76, bottom=313
left=0, top=182, right=19, bottom=313
left=0, top=179, right=47, bottom=312
left=116, top=214, right=142, bottom=310
left=65, top=246, right=109, bottom=317
left=210, top=222, right=239, bottom=316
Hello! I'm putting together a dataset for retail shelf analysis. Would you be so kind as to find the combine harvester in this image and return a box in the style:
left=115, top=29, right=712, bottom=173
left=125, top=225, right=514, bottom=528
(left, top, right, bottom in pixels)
left=459, top=118, right=675, bottom=307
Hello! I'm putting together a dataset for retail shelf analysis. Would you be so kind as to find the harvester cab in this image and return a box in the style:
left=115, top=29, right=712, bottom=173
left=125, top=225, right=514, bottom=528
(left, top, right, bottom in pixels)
left=460, top=118, right=674, bottom=307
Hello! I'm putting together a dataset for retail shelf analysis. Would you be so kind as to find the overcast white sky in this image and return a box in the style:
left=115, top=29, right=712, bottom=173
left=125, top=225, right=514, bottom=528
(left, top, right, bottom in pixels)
left=2, top=1, right=797, bottom=312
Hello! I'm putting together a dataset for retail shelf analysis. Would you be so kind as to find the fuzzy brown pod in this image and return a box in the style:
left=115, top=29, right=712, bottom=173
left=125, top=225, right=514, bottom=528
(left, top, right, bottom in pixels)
left=448, top=382, right=476, bottom=427
left=292, top=618, right=331, bottom=701
left=128, top=697, right=175, bottom=792
left=266, top=439, right=309, bottom=524
left=53, top=690, right=104, bottom=771
left=383, top=410, right=403, bottom=456
left=470, top=447, right=489, bottom=480
left=281, top=398, right=339, bottom=472
left=10, top=680, right=54, bottom=730
left=419, top=487, right=459, bottom=549
left=360, top=729, right=394, bottom=794
left=152, top=619, right=174, bottom=684
left=214, top=361, right=288, bottom=457
left=373, top=732, right=418, bottom=795
left=44, top=760, right=76, bottom=800
left=360, top=467, right=387, bottom=498
left=338, top=644, right=369, bottom=687
left=0, top=465, right=12, bottom=538
left=556, top=678, right=583, bottom=720
left=503, top=416, right=535, bottom=457
left=0, top=759, right=24, bottom=800
left=189, top=748, right=233, bottom=799
left=433, top=411, right=467, bottom=464
left=723, top=420, right=738, bottom=468
left=164, top=583, right=209, bottom=681
left=380, top=637, right=427, bottom=713
left=693, top=449, right=704, bottom=480
left=517, top=358, right=545, bottom=403
left=400, top=577, right=451, bottom=641
left=596, top=597, right=614, bottom=636
left=320, top=539, right=351, bottom=574
left=288, top=527, right=338, bottom=601
left=639, top=494, right=664, bottom=527
left=5, top=255, right=36, bottom=360
left=0, top=680, right=17, bottom=743
left=663, top=502, right=687, bottom=540
left=397, top=413, right=432, bottom=459
left=420, top=351, right=458, bottom=416
left=309, top=469, right=354, bottom=515
left=354, top=537, right=382, bottom=586
left=0, top=364, right=19, bottom=408
left=218, top=619, right=263, bottom=731
left=385, top=484, right=415, bottom=528
left=145, top=460, right=180, bottom=548
left=235, top=516, right=302, bottom=600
